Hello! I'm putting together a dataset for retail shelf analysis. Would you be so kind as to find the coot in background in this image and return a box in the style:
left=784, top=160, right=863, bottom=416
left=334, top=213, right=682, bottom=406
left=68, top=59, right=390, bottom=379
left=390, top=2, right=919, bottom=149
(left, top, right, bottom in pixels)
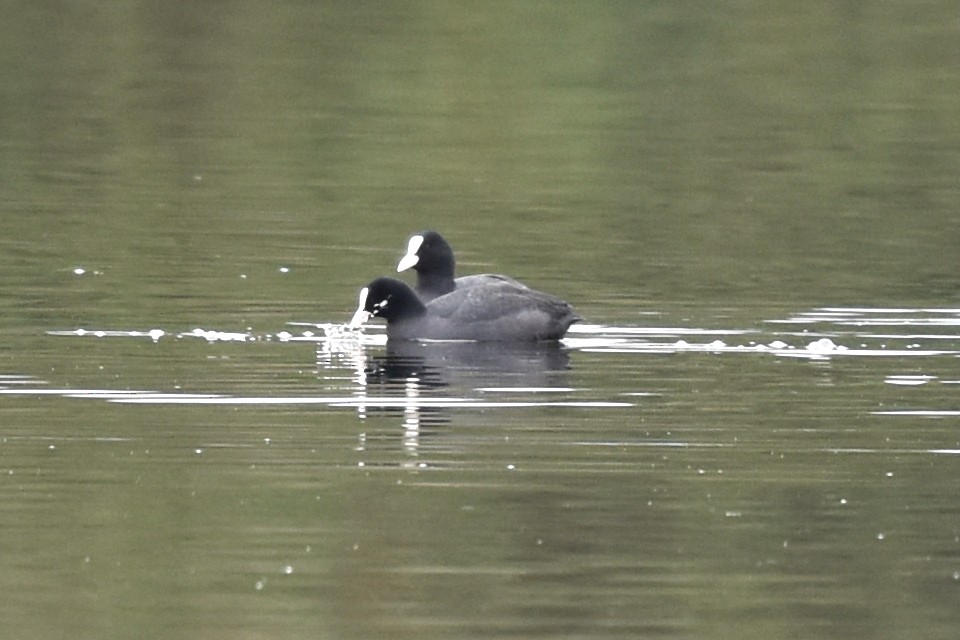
left=396, top=231, right=526, bottom=302
left=350, top=277, right=579, bottom=342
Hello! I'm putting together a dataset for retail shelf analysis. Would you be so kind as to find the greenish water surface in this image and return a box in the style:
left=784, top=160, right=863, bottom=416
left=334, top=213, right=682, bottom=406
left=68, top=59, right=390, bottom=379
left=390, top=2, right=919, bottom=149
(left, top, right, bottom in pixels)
left=2, top=2, right=959, bottom=639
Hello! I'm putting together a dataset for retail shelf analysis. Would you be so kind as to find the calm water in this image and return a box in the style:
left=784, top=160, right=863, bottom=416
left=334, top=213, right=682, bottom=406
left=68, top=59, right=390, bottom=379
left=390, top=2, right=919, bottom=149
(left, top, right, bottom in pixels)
left=2, top=2, right=960, bottom=639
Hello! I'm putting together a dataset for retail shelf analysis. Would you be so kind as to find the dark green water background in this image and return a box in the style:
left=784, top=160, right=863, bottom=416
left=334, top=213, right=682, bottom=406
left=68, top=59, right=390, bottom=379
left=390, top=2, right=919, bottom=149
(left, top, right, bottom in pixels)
left=2, top=2, right=959, bottom=638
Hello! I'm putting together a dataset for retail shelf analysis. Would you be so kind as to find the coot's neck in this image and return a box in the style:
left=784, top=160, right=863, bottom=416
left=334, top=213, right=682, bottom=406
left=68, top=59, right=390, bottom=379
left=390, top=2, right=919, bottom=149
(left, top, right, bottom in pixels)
left=416, top=271, right=456, bottom=298
left=390, top=285, right=429, bottom=319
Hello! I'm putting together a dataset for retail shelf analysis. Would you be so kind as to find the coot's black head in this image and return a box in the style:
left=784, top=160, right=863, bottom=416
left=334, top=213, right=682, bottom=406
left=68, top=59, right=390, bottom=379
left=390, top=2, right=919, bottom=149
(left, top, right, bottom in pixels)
left=349, top=277, right=426, bottom=327
left=396, top=231, right=456, bottom=279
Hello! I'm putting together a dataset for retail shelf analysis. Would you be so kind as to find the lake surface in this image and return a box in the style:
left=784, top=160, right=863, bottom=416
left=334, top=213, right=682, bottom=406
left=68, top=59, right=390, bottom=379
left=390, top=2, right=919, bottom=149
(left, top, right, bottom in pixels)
left=2, top=2, right=959, bottom=639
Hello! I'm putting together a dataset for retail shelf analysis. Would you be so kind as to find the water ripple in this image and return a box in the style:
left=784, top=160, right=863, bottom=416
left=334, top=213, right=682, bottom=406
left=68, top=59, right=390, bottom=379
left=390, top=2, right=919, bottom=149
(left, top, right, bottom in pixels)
left=45, top=306, right=960, bottom=362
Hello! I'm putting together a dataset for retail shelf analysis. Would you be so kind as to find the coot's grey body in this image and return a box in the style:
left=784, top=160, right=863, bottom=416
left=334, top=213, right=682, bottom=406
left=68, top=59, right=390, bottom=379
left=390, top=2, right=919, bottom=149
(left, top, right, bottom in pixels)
left=397, top=231, right=526, bottom=302
left=350, top=277, right=579, bottom=342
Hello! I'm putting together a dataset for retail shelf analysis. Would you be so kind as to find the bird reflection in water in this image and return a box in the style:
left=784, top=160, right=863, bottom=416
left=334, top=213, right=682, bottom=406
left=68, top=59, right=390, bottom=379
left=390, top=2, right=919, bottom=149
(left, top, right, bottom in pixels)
left=316, top=338, right=573, bottom=456
left=366, top=340, right=571, bottom=391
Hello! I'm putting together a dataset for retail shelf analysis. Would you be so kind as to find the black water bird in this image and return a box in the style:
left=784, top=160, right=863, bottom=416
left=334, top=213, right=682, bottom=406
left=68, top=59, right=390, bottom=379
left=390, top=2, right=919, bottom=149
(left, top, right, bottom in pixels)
left=350, top=277, right=579, bottom=342
left=396, top=230, right=526, bottom=302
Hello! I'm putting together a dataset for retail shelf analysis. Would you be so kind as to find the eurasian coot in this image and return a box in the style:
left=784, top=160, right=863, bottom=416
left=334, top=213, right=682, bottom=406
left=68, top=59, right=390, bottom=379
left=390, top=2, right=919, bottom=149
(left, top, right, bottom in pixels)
left=396, top=231, right=525, bottom=302
left=350, top=276, right=579, bottom=341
